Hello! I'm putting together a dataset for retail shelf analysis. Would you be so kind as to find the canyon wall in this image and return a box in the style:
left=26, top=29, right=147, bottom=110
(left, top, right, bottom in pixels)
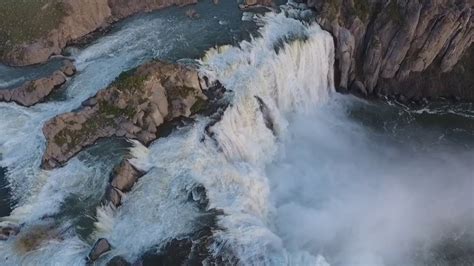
left=306, top=0, right=473, bottom=101
left=0, top=0, right=197, bottom=66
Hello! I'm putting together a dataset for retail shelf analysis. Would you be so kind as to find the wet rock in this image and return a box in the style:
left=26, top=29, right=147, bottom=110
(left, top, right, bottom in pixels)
left=88, top=238, right=111, bottom=262
left=350, top=80, right=367, bottom=97
left=107, top=256, right=131, bottom=266
left=0, top=60, right=75, bottom=107
left=255, top=96, right=275, bottom=135
left=60, top=60, right=77, bottom=77
left=111, top=160, right=143, bottom=192
left=104, top=185, right=122, bottom=207
left=42, top=60, right=207, bottom=169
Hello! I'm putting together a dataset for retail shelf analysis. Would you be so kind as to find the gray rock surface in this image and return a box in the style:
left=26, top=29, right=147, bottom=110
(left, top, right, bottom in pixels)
left=88, top=238, right=111, bottom=262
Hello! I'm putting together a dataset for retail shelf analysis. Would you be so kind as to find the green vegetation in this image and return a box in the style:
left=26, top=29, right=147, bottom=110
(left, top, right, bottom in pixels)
left=0, top=0, right=66, bottom=56
left=113, top=68, right=147, bottom=93
left=54, top=101, right=136, bottom=150
left=190, top=97, right=208, bottom=114
left=98, top=99, right=136, bottom=119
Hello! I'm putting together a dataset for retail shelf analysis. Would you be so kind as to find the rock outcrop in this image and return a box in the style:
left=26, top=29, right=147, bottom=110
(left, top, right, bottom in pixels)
left=88, top=238, right=111, bottom=262
left=1, top=0, right=197, bottom=66
left=41, top=60, right=207, bottom=169
left=306, top=0, right=473, bottom=101
left=0, top=60, right=76, bottom=106
left=104, top=159, right=144, bottom=207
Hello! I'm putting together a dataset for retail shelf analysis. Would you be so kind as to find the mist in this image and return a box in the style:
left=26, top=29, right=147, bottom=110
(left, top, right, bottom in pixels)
left=267, top=96, right=474, bottom=266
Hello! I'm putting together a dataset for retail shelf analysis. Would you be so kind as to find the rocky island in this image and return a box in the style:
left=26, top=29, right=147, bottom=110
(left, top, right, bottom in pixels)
left=41, top=60, right=208, bottom=169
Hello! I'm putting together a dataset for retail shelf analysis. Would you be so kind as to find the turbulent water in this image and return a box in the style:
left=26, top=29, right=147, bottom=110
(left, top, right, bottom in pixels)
left=0, top=2, right=473, bottom=266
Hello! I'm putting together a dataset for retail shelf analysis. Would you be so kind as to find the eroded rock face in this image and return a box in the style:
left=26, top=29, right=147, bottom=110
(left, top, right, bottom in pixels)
left=306, top=0, right=473, bottom=100
left=0, top=60, right=76, bottom=106
left=41, top=60, right=206, bottom=169
left=1, top=0, right=197, bottom=66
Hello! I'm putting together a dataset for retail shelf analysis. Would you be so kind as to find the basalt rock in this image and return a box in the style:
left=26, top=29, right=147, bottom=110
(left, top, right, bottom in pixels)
left=104, top=159, right=144, bottom=207
left=0, top=60, right=76, bottom=107
left=107, top=256, right=131, bottom=266
left=88, top=238, right=111, bottom=262
left=240, top=0, right=274, bottom=10
left=41, top=60, right=207, bottom=169
left=0, top=0, right=197, bottom=66
left=306, top=0, right=473, bottom=101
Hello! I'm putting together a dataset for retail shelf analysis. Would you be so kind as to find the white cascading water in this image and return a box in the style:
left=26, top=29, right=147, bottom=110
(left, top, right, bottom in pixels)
left=92, top=12, right=334, bottom=265
left=2, top=4, right=471, bottom=266
left=0, top=9, right=249, bottom=264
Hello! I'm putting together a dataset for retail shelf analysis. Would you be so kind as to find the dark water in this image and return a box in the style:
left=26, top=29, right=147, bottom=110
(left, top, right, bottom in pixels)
left=0, top=167, right=12, bottom=217
left=0, top=58, right=64, bottom=89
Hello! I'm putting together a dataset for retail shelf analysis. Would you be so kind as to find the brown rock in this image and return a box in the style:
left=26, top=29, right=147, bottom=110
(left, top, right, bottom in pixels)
left=244, top=0, right=273, bottom=7
left=110, top=160, right=143, bottom=192
left=0, top=60, right=76, bottom=106
left=104, top=185, right=122, bottom=206
left=1, top=0, right=198, bottom=66
left=88, top=238, right=111, bottom=262
left=60, top=60, right=77, bottom=77
left=41, top=60, right=207, bottom=169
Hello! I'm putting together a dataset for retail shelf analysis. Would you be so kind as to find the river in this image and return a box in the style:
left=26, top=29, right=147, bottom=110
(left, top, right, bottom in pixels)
left=0, top=2, right=473, bottom=266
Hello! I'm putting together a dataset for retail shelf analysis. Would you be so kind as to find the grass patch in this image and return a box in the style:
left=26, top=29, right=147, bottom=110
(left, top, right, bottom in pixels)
left=0, top=0, right=66, bottom=56
left=113, top=68, right=147, bottom=93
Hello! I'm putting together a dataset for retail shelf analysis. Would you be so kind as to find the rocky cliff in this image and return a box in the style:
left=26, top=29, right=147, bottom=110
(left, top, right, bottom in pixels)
left=0, top=0, right=197, bottom=66
left=306, top=0, right=473, bottom=101
left=41, top=60, right=207, bottom=169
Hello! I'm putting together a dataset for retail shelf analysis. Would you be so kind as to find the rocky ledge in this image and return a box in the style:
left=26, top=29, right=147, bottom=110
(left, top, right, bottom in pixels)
left=0, top=60, right=76, bottom=106
left=306, top=0, right=473, bottom=101
left=41, top=60, right=208, bottom=169
left=1, top=0, right=198, bottom=66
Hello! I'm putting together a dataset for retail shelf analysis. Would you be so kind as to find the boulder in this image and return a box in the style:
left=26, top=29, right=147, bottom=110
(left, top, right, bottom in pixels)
left=110, top=160, right=143, bottom=192
left=107, top=256, right=131, bottom=266
left=41, top=60, right=208, bottom=169
left=0, top=60, right=76, bottom=106
left=104, top=185, right=122, bottom=207
left=88, top=238, right=111, bottom=262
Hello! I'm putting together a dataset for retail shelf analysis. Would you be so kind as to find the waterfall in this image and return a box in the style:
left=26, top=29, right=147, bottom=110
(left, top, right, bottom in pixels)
left=94, top=12, right=334, bottom=265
